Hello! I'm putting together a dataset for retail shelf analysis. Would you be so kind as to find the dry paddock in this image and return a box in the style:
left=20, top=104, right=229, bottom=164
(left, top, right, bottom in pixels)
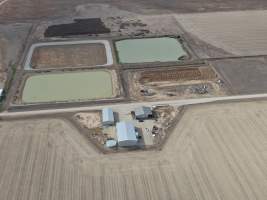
left=0, top=101, right=267, bottom=199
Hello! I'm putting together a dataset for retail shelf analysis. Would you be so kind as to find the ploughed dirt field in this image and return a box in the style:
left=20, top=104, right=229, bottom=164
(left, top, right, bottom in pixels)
left=176, top=10, right=267, bottom=56
left=126, top=66, right=226, bottom=101
left=211, top=57, right=267, bottom=95
left=31, top=43, right=107, bottom=69
left=1, top=0, right=267, bottom=21
left=0, top=101, right=267, bottom=199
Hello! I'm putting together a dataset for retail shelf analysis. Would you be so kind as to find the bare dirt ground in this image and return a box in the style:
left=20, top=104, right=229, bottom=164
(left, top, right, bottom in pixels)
left=211, top=57, right=267, bottom=94
left=31, top=43, right=107, bottom=69
left=0, top=100, right=267, bottom=199
left=125, top=66, right=226, bottom=101
left=1, top=0, right=267, bottom=21
left=73, top=112, right=101, bottom=129
left=140, top=66, right=215, bottom=82
left=175, top=10, right=267, bottom=56
left=0, top=23, right=31, bottom=84
left=110, top=70, right=121, bottom=97
left=31, top=6, right=183, bottom=40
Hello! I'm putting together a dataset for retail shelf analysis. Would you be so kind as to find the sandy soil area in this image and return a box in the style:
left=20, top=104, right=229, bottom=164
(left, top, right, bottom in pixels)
left=74, top=112, right=101, bottom=129
left=31, top=43, right=107, bottom=69
left=0, top=101, right=267, bottom=199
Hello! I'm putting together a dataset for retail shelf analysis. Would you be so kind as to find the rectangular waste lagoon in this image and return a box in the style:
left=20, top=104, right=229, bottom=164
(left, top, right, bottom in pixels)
left=22, top=71, right=114, bottom=103
left=115, top=37, right=187, bottom=63
left=24, top=40, right=113, bottom=70
left=31, top=43, right=107, bottom=69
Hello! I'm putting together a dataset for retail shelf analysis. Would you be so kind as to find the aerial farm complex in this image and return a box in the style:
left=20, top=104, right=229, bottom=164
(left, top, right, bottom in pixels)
left=0, top=0, right=267, bottom=200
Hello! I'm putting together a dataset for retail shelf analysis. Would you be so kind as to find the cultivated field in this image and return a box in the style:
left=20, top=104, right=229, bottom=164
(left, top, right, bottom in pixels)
left=211, top=57, right=267, bottom=94
left=31, top=43, right=107, bottom=69
left=1, top=0, right=267, bottom=21
left=176, top=10, right=267, bottom=56
left=0, top=101, right=266, bottom=199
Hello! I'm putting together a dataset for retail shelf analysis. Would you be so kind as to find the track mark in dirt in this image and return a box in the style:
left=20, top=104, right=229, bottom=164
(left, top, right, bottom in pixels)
left=0, top=0, right=9, bottom=7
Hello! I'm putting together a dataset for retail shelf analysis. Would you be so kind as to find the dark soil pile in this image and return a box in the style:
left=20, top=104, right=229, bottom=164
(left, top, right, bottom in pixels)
left=44, top=18, right=110, bottom=37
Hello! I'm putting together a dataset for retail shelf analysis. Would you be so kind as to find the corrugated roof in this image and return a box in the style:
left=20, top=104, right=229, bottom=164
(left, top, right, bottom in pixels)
left=134, top=106, right=152, bottom=116
left=102, top=108, right=114, bottom=123
left=0, top=89, right=3, bottom=97
left=116, top=122, right=137, bottom=142
left=105, top=140, right=117, bottom=148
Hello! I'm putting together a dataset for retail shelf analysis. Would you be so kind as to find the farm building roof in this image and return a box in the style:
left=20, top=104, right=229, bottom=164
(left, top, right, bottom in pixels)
left=105, top=140, right=117, bottom=148
left=116, top=122, right=137, bottom=144
left=102, top=108, right=114, bottom=123
left=134, top=106, right=152, bottom=117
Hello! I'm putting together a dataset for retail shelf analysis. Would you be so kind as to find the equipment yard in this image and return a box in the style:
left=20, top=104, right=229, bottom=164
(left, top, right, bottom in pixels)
left=125, top=66, right=226, bottom=101
left=0, top=100, right=266, bottom=200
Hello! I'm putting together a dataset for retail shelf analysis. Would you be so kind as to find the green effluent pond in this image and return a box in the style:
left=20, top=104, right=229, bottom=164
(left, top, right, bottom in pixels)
left=22, top=71, right=113, bottom=103
left=115, top=37, right=187, bottom=63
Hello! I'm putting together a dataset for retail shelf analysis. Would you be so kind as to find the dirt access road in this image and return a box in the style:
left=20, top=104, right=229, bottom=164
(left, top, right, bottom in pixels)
left=3, top=93, right=267, bottom=118
left=0, top=100, right=266, bottom=199
left=1, top=0, right=267, bottom=21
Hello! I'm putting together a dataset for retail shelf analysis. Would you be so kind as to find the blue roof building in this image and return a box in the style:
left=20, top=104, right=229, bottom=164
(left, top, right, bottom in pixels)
left=116, top=122, right=138, bottom=147
left=102, top=108, right=115, bottom=126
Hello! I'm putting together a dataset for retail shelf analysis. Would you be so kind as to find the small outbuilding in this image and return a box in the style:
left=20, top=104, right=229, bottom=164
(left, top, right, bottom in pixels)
left=116, top=122, right=138, bottom=147
left=102, top=108, right=115, bottom=126
left=134, top=106, right=153, bottom=120
left=105, top=139, right=117, bottom=148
